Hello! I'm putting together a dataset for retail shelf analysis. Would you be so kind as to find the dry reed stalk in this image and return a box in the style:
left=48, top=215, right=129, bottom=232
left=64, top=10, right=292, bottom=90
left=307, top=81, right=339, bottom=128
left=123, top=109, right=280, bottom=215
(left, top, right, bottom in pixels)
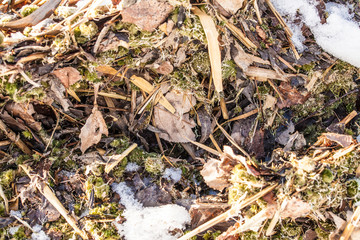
left=193, top=7, right=228, bottom=119
left=0, top=119, right=32, bottom=155
left=178, top=184, right=278, bottom=240
left=105, top=143, right=138, bottom=173
left=20, top=164, right=89, bottom=239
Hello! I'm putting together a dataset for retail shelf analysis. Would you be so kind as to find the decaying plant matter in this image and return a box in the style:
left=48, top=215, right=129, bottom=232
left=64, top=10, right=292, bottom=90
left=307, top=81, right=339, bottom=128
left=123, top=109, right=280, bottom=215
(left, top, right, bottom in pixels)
left=0, top=0, right=360, bottom=239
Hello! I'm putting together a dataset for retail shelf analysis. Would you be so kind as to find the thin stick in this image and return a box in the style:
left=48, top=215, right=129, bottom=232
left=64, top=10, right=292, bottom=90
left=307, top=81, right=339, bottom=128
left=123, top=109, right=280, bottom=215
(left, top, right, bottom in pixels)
left=105, top=143, right=138, bottom=173
left=209, top=134, right=223, bottom=154
left=177, top=184, right=278, bottom=240
left=0, top=119, right=32, bottom=155
left=341, top=206, right=360, bottom=240
left=215, top=121, right=251, bottom=160
left=20, top=164, right=88, bottom=239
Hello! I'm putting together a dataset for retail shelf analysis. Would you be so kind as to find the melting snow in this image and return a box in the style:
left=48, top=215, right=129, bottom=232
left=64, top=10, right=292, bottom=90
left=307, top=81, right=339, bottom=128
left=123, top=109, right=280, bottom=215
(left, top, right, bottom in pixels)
left=112, top=182, right=190, bottom=240
left=271, top=0, right=360, bottom=67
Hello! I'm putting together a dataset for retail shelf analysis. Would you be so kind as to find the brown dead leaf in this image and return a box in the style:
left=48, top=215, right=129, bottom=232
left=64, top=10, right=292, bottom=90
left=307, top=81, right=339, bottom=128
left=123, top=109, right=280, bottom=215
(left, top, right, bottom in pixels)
left=155, top=61, right=173, bottom=75
left=200, top=158, right=231, bottom=191
left=153, top=91, right=196, bottom=143
left=256, top=25, right=267, bottom=40
left=48, top=78, right=72, bottom=112
left=53, top=67, right=82, bottom=89
left=79, top=106, right=108, bottom=153
left=5, top=102, right=41, bottom=131
left=121, top=0, right=173, bottom=32
left=231, top=41, right=253, bottom=72
left=201, top=146, right=250, bottom=191
left=277, top=82, right=309, bottom=109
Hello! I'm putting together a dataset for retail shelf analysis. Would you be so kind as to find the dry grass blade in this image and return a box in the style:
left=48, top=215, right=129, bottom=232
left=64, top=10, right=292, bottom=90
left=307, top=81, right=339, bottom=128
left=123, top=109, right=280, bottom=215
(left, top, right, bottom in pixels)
left=130, top=75, right=176, bottom=114
left=218, top=14, right=257, bottom=50
left=192, top=7, right=228, bottom=119
left=215, top=120, right=251, bottom=160
left=0, top=119, right=32, bottom=155
left=105, top=143, right=138, bottom=173
left=183, top=136, right=220, bottom=157
left=223, top=109, right=259, bottom=125
left=20, top=164, right=89, bottom=239
left=177, top=184, right=278, bottom=240
left=340, top=206, right=360, bottom=240
left=192, top=7, right=222, bottom=93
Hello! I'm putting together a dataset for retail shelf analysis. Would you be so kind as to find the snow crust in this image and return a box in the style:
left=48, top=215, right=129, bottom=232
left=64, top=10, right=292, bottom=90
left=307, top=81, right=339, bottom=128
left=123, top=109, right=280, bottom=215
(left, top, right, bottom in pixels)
left=163, top=168, right=182, bottom=183
left=271, top=0, right=360, bottom=67
left=125, top=162, right=140, bottom=172
left=31, top=224, right=50, bottom=240
left=112, top=182, right=190, bottom=240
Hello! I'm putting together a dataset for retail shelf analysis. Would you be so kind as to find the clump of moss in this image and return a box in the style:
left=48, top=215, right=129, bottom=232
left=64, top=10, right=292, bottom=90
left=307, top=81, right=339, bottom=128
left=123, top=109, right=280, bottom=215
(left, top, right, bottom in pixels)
left=0, top=169, right=15, bottom=186
left=20, top=5, right=39, bottom=17
left=84, top=222, right=120, bottom=240
left=11, top=226, right=27, bottom=240
left=321, top=168, right=334, bottom=183
left=75, top=21, right=98, bottom=44
left=203, top=230, right=221, bottom=240
left=57, top=6, right=77, bottom=18
left=89, top=202, right=121, bottom=216
left=222, top=60, right=237, bottom=80
left=228, top=164, right=264, bottom=204
left=145, top=156, right=164, bottom=175
left=85, top=176, right=110, bottom=200
left=190, top=52, right=211, bottom=76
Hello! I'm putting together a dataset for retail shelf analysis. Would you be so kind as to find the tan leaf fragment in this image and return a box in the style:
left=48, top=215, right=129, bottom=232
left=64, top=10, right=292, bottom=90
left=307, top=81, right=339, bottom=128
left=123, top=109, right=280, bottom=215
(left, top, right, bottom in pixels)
left=277, top=82, right=309, bottom=109
left=200, top=158, right=230, bottom=191
left=79, top=106, right=108, bottom=153
left=53, top=67, right=82, bottom=89
left=215, top=0, right=244, bottom=14
left=201, top=146, right=249, bottom=191
left=153, top=91, right=196, bottom=143
left=280, top=197, right=311, bottom=219
left=323, top=133, right=354, bottom=148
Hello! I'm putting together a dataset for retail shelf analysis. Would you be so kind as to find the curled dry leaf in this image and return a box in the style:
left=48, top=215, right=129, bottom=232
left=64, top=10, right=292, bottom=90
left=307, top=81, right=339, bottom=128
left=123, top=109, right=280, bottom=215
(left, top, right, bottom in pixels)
left=323, top=133, right=353, bottom=147
left=47, top=78, right=72, bottom=112
left=79, top=106, right=108, bottom=153
left=277, top=82, right=309, bottom=109
left=52, top=67, right=82, bottom=89
left=201, top=146, right=252, bottom=191
left=5, top=102, right=41, bottom=131
left=153, top=90, right=196, bottom=143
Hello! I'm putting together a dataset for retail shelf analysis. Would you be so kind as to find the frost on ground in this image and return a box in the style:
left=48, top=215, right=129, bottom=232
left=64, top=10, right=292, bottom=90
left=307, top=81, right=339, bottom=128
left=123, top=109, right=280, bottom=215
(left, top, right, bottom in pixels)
left=271, top=0, right=360, bottom=67
left=111, top=182, right=190, bottom=240
left=163, top=167, right=182, bottom=183
left=31, top=225, right=50, bottom=240
left=125, top=162, right=140, bottom=172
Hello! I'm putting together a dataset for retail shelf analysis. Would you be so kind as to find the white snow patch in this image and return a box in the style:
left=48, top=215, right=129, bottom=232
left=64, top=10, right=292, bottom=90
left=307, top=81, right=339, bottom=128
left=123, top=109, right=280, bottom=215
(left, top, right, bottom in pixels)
left=125, top=162, right=140, bottom=172
left=112, top=182, right=190, bottom=240
left=31, top=224, right=50, bottom=240
left=163, top=168, right=182, bottom=183
left=10, top=210, right=22, bottom=218
left=8, top=226, right=20, bottom=235
left=271, top=0, right=360, bottom=67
